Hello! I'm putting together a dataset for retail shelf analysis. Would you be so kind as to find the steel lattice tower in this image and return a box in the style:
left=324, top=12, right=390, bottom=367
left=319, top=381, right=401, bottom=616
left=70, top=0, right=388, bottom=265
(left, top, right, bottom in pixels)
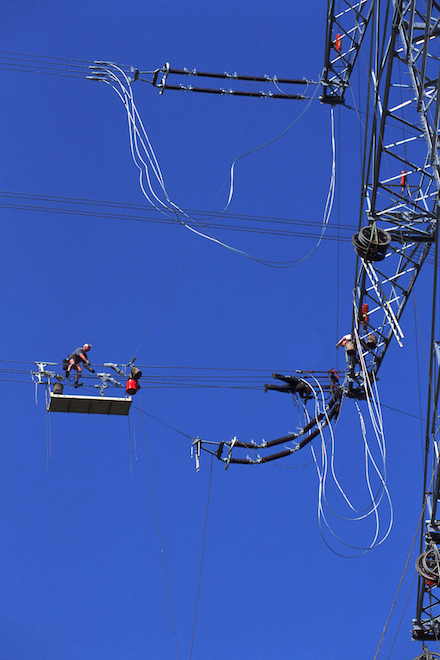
left=324, top=0, right=440, bottom=642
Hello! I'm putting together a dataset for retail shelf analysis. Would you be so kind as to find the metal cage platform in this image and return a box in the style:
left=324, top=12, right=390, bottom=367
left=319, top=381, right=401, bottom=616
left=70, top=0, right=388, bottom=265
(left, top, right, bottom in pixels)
left=48, top=392, right=132, bottom=415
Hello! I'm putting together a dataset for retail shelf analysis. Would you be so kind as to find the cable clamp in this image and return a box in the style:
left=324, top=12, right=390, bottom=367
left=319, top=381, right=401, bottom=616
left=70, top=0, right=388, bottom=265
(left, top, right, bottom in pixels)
left=32, top=362, right=57, bottom=385
left=94, top=373, right=123, bottom=396
left=224, top=436, right=237, bottom=470
left=191, top=437, right=202, bottom=472
left=158, top=62, right=170, bottom=94
left=128, top=66, right=139, bottom=83
left=104, top=362, right=126, bottom=376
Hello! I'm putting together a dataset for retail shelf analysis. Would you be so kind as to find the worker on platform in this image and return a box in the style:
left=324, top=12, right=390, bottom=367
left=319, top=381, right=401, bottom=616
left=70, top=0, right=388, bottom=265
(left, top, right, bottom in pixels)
left=264, top=373, right=311, bottom=401
left=65, top=344, right=94, bottom=388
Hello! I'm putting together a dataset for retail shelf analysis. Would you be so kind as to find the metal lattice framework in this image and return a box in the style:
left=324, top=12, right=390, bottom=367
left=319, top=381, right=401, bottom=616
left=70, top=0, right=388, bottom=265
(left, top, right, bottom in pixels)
left=352, top=0, right=439, bottom=382
left=324, top=0, right=440, bottom=643
left=413, top=340, right=440, bottom=641
left=191, top=1, right=440, bottom=481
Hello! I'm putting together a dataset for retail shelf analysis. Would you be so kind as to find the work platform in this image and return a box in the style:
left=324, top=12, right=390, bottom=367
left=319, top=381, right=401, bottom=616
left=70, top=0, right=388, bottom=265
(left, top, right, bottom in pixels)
left=48, top=392, right=132, bottom=415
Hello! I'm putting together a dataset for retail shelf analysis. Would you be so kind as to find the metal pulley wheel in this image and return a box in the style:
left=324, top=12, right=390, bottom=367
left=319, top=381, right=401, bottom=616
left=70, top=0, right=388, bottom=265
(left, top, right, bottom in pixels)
left=352, top=225, right=391, bottom=262
left=413, top=649, right=440, bottom=660
left=416, top=548, right=440, bottom=583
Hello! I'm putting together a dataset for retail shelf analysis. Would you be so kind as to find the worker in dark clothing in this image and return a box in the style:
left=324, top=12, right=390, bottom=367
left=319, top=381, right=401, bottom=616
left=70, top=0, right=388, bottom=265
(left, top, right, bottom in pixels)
left=264, top=373, right=312, bottom=400
left=65, top=343, right=95, bottom=388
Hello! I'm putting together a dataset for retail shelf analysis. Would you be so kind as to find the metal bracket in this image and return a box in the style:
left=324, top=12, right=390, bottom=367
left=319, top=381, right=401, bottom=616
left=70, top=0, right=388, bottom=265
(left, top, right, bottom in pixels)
left=32, top=362, right=58, bottom=385
left=104, top=362, right=126, bottom=377
left=224, top=436, right=237, bottom=470
left=94, top=373, right=123, bottom=397
left=191, top=437, right=202, bottom=472
left=435, top=341, right=440, bottom=367
left=158, top=62, right=170, bottom=94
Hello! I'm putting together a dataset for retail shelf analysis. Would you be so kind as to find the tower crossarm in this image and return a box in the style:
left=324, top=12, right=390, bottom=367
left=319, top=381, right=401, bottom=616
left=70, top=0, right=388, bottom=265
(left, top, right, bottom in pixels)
left=321, top=0, right=373, bottom=105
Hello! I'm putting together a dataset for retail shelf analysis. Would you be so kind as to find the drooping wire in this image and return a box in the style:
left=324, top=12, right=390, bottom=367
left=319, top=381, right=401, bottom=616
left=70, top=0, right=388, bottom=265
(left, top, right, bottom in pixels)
left=45, top=386, right=52, bottom=471
left=385, top=570, right=416, bottom=660
left=138, top=393, right=181, bottom=660
left=131, top=400, right=193, bottom=440
left=127, top=414, right=133, bottom=475
left=308, top=370, right=393, bottom=556
left=100, top=64, right=264, bottom=260
left=92, top=62, right=334, bottom=268
left=223, top=97, right=336, bottom=267
left=189, top=454, right=213, bottom=660
left=312, top=408, right=392, bottom=556
left=223, top=74, right=322, bottom=212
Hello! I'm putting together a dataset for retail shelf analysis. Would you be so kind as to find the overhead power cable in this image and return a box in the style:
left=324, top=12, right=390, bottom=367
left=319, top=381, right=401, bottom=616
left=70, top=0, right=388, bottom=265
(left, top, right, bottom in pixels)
left=0, top=191, right=356, bottom=243
left=3, top=191, right=440, bottom=267
left=0, top=51, right=96, bottom=79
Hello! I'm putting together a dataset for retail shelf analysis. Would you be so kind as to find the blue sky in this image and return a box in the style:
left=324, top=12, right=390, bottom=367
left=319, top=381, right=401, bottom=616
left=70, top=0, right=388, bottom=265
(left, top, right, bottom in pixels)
left=0, top=2, right=436, bottom=659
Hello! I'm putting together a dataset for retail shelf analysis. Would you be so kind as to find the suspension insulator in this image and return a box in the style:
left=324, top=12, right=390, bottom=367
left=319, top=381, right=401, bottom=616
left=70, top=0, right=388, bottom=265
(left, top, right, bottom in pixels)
left=352, top=225, right=391, bottom=262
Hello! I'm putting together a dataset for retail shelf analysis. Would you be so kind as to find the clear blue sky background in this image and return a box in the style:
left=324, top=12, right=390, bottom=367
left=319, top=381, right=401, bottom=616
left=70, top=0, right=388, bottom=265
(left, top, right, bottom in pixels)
left=0, top=2, right=436, bottom=659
